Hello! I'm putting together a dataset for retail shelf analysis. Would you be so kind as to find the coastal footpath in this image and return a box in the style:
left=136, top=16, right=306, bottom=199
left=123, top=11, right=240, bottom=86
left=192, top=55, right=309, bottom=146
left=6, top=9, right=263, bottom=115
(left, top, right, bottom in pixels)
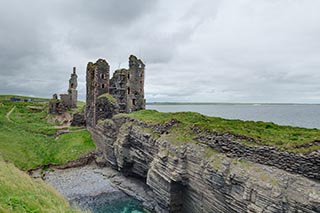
left=88, top=110, right=320, bottom=213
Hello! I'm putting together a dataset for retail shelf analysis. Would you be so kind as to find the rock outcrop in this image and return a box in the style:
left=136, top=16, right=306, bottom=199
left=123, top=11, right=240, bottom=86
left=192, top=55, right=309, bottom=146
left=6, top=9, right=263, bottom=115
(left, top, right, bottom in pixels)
left=71, top=112, right=86, bottom=126
left=89, top=116, right=320, bottom=213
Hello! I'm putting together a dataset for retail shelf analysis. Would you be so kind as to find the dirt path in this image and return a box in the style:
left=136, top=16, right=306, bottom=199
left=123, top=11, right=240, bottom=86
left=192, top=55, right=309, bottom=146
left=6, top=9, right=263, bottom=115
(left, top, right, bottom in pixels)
left=53, top=125, right=69, bottom=129
left=6, top=106, right=16, bottom=122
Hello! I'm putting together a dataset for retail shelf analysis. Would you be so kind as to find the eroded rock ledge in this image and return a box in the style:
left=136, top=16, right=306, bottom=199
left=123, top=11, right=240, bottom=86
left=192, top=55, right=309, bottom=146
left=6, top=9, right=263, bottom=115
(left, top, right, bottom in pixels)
left=89, top=116, right=320, bottom=213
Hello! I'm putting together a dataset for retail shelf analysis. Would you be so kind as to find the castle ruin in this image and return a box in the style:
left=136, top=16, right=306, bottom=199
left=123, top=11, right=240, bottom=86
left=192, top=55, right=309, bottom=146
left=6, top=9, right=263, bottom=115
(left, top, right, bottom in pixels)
left=49, top=67, right=78, bottom=114
left=85, top=55, right=145, bottom=127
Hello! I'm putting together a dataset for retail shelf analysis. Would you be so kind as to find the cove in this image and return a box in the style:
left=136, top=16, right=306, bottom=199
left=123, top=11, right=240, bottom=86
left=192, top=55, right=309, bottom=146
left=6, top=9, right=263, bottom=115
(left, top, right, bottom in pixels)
left=76, top=195, right=148, bottom=213
left=43, top=164, right=156, bottom=213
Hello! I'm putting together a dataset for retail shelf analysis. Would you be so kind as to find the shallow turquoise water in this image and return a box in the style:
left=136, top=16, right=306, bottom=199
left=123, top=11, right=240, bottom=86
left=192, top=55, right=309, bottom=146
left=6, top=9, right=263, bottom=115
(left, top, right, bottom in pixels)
left=90, top=198, right=148, bottom=213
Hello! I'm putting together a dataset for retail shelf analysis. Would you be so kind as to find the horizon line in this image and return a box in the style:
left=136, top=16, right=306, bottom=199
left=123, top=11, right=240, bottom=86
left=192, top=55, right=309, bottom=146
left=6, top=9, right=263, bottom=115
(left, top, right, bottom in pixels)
left=146, top=102, right=320, bottom=105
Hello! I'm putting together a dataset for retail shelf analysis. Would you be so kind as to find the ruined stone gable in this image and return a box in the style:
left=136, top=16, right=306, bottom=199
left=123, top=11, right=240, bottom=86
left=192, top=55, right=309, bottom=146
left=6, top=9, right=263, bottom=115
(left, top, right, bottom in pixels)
left=126, top=55, right=145, bottom=112
left=85, top=55, right=145, bottom=127
left=85, top=59, right=110, bottom=127
left=49, top=67, right=78, bottom=114
left=68, top=67, right=78, bottom=108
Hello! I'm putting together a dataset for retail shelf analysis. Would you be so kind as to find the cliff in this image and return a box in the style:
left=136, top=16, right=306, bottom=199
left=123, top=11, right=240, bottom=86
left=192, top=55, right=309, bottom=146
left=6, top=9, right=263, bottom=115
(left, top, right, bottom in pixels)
left=89, top=111, right=320, bottom=213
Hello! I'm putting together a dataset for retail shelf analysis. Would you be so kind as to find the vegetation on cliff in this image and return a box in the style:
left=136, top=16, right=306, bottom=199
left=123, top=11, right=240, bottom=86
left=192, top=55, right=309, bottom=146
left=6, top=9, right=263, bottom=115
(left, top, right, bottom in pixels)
left=0, top=159, right=79, bottom=213
left=0, top=95, right=95, bottom=170
left=122, top=110, right=320, bottom=153
left=0, top=95, right=95, bottom=212
left=98, top=93, right=117, bottom=104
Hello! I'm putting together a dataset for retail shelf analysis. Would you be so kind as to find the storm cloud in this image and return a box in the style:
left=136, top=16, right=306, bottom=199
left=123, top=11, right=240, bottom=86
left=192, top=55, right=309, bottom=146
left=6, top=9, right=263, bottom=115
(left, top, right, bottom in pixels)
left=0, top=0, right=320, bottom=103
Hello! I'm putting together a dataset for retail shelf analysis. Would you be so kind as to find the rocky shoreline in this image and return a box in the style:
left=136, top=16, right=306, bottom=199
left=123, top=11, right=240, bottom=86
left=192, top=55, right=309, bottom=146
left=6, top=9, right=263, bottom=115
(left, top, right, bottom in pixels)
left=88, top=116, right=320, bottom=212
left=37, top=163, right=158, bottom=212
left=27, top=114, right=320, bottom=213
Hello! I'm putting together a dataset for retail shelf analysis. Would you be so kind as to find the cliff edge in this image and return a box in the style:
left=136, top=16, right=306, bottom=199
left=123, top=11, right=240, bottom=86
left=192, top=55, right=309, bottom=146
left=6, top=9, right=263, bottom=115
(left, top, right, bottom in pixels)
left=89, top=110, right=320, bottom=213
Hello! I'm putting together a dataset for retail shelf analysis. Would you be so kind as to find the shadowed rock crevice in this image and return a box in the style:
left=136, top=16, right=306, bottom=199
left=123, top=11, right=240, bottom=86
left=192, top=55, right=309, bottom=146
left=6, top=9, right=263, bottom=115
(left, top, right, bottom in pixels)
left=89, top=116, right=320, bottom=213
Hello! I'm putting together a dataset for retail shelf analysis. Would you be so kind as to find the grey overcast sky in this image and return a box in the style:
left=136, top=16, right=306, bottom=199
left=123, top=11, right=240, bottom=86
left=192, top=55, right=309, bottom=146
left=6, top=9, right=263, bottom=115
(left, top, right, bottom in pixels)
left=0, top=0, right=320, bottom=103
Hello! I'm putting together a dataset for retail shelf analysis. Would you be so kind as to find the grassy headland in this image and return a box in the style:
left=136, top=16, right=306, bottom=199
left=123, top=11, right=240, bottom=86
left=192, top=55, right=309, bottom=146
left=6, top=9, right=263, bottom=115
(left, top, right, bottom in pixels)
left=0, top=95, right=94, bottom=212
left=0, top=159, right=79, bottom=213
left=122, top=110, right=320, bottom=153
left=0, top=95, right=95, bottom=170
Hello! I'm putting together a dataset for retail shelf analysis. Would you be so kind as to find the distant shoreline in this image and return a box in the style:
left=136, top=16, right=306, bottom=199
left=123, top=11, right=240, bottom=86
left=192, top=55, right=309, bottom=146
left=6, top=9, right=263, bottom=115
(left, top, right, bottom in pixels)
left=146, top=102, right=320, bottom=106
left=3, top=95, right=320, bottom=105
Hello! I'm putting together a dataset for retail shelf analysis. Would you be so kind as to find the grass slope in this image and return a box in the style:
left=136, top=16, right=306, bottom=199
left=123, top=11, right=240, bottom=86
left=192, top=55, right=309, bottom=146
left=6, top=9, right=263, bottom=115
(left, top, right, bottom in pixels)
left=0, top=95, right=95, bottom=170
left=0, top=159, right=78, bottom=213
left=0, top=95, right=94, bottom=212
left=122, top=110, right=320, bottom=153
left=0, top=94, right=49, bottom=102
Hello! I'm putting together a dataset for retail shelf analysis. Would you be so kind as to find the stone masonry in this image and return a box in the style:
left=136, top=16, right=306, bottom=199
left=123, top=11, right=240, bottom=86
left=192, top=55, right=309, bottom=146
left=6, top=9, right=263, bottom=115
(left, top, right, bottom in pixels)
left=49, top=67, right=78, bottom=114
left=85, top=55, right=145, bottom=127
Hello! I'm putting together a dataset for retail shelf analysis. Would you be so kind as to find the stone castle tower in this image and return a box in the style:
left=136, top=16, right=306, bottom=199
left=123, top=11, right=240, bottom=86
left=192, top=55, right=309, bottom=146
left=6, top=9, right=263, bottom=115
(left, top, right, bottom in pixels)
left=60, top=67, right=78, bottom=109
left=110, top=55, right=145, bottom=112
left=68, top=67, right=78, bottom=108
left=85, top=59, right=110, bottom=126
left=85, top=55, right=145, bottom=127
left=49, top=67, right=78, bottom=114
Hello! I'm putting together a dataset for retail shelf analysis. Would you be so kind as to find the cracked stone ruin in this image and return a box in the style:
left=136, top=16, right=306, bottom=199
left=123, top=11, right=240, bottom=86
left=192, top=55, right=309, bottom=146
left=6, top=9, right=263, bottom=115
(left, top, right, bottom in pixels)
left=85, top=55, right=145, bottom=127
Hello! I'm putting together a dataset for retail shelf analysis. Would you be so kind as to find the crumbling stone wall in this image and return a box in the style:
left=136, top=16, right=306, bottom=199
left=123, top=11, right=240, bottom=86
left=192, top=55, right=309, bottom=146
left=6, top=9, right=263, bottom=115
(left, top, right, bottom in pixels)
left=68, top=67, right=78, bottom=108
left=86, top=55, right=145, bottom=127
left=126, top=55, right=145, bottom=112
left=85, top=59, right=110, bottom=127
left=60, top=94, right=71, bottom=110
left=109, top=69, right=128, bottom=113
left=48, top=94, right=63, bottom=114
left=49, top=67, right=78, bottom=114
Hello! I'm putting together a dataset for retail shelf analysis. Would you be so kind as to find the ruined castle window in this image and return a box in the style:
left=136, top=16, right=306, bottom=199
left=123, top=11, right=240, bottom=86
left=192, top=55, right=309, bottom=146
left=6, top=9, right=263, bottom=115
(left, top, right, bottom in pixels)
left=127, top=87, right=130, bottom=94
left=101, top=73, right=106, bottom=79
left=127, top=74, right=130, bottom=79
left=140, top=80, right=142, bottom=84
left=132, top=99, right=136, bottom=106
left=101, top=84, right=105, bottom=88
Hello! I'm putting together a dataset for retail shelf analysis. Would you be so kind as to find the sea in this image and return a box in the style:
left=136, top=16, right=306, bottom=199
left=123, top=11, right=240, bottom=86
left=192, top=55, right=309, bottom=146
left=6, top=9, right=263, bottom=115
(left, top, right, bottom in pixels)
left=89, top=197, right=147, bottom=213
left=147, top=104, right=320, bottom=129
left=93, top=103, right=320, bottom=212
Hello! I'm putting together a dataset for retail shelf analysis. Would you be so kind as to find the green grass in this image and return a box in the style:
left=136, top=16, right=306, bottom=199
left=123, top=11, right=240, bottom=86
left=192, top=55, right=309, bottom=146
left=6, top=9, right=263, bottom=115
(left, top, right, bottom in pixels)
left=0, top=94, right=49, bottom=102
left=53, top=131, right=95, bottom=163
left=0, top=95, right=95, bottom=170
left=0, top=159, right=79, bottom=213
left=68, top=101, right=85, bottom=114
left=98, top=93, right=118, bottom=104
left=120, top=110, right=320, bottom=153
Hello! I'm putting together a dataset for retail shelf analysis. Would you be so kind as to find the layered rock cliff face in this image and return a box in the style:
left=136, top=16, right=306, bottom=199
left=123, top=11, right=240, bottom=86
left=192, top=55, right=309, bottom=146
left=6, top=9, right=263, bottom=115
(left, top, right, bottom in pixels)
left=89, top=116, right=320, bottom=213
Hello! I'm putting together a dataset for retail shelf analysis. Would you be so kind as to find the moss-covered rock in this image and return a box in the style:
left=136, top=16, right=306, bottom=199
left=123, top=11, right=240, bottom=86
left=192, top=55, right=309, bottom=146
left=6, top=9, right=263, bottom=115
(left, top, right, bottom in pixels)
left=98, top=93, right=117, bottom=105
left=96, top=93, right=119, bottom=121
